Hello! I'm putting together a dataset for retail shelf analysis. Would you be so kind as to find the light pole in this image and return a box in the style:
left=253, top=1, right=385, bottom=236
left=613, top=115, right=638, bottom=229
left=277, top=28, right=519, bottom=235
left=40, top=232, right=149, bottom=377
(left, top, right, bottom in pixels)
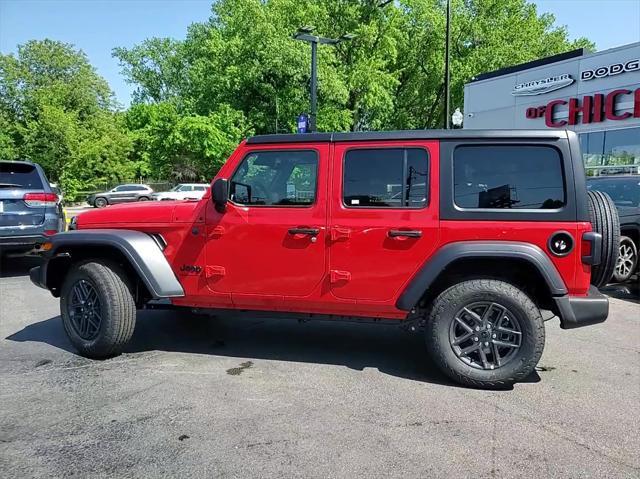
left=293, top=27, right=355, bottom=132
left=444, top=0, right=451, bottom=129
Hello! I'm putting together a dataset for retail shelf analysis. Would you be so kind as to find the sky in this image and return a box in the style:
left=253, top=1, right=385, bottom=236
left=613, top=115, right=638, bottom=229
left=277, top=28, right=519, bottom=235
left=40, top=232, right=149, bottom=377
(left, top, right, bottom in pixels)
left=1, top=0, right=639, bottom=107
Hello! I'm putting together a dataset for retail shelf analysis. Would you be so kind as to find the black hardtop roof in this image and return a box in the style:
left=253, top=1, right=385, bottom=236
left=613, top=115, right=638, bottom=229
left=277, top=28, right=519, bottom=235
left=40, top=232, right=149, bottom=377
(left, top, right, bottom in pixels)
left=246, top=129, right=570, bottom=145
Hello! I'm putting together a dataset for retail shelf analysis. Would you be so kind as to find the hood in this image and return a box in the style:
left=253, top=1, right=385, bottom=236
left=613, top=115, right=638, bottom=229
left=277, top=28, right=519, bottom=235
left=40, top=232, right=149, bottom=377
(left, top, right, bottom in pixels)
left=76, top=200, right=202, bottom=227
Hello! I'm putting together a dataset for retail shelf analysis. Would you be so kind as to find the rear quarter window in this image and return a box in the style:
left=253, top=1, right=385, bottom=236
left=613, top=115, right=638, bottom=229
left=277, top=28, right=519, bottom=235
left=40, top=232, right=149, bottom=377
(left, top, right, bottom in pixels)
left=0, top=162, right=44, bottom=189
left=453, top=145, right=565, bottom=210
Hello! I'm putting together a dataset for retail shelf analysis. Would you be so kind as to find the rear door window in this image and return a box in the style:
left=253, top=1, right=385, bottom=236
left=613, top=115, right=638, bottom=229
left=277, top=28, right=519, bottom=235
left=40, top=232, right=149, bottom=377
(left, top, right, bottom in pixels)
left=343, top=148, right=428, bottom=208
left=453, top=145, right=565, bottom=209
left=0, top=163, right=43, bottom=189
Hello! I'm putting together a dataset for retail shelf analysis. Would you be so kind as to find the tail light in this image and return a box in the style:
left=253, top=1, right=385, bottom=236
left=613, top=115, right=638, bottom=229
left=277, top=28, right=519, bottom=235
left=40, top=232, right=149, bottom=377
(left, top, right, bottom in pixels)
left=23, top=192, right=58, bottom=207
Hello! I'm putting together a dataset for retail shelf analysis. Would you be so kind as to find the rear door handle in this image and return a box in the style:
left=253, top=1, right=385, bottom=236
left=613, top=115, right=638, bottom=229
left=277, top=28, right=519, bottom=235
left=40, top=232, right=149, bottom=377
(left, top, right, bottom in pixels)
left=388, top=229, right=422, bottom=238
left=288, top=227, right=320, bottom=236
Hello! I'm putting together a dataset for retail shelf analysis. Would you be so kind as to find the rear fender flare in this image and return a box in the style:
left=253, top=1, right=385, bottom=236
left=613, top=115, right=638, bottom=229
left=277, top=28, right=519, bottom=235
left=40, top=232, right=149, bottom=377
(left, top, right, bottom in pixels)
left=46, top=229, right=184, bottom=298
left=396, top=241, right=567, bottom=310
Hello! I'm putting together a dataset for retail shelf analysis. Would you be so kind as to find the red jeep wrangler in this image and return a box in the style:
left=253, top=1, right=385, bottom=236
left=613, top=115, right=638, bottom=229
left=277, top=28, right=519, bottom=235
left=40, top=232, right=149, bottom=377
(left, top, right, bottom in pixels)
left=30, top=130, right=618, bottom=388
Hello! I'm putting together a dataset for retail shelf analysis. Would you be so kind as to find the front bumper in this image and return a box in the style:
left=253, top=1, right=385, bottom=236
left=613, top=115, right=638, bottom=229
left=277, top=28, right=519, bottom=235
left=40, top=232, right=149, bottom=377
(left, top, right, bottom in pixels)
left=554, top=285, right=609, bottom=329
left=30, top=264, right=47, bottom=290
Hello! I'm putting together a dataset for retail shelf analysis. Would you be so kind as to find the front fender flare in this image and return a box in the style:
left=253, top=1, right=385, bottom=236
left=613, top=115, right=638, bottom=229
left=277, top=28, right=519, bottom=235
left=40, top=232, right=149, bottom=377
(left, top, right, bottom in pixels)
left=396, top=241, right=567, bottom=310
left=46, top=229, right=184, bottom=298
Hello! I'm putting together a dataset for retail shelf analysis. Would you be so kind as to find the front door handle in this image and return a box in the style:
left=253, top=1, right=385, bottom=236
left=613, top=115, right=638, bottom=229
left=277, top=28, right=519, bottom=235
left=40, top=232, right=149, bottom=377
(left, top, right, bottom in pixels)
left=288, top=227, right=320, bottom=236
left=388, top=229, right=422, bottom=238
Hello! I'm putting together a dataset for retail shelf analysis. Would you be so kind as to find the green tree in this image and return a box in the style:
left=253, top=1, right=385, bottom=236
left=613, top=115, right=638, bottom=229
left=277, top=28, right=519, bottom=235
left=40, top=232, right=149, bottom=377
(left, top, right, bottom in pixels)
left=0, top=39, right=134, bottom=200
left=124, top=102, right=248, bottom=181
left=114, top=0, right=593, bottom=134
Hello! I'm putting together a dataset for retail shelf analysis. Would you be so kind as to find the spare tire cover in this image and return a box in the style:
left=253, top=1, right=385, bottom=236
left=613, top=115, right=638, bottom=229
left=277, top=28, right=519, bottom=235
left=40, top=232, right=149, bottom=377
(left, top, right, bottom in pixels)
left=587, top=190, right=620, bottom=288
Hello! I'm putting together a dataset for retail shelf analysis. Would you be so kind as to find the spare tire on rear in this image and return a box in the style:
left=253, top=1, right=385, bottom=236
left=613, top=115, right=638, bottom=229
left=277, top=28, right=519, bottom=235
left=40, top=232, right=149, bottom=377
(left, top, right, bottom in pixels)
left=587, top=190, right=620, bottom=288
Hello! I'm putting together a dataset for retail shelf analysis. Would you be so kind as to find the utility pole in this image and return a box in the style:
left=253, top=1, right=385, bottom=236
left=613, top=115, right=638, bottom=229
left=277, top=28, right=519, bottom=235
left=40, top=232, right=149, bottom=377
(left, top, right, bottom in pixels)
left=310, top=40, right=318, bottom=132
left=444, top=0, right=451, bottom=129
left=293, top=27, right=355, bottom=132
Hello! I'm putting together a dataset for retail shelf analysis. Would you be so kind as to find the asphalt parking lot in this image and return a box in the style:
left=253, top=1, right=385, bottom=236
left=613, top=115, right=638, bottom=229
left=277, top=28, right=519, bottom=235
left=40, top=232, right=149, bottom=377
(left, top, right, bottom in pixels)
left=1, top=257, right=638, bottom=478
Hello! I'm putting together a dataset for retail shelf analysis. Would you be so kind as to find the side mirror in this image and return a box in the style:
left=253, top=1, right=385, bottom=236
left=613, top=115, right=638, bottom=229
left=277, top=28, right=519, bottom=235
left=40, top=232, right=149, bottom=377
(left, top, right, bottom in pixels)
left=212, top=178, right=228, bottom=212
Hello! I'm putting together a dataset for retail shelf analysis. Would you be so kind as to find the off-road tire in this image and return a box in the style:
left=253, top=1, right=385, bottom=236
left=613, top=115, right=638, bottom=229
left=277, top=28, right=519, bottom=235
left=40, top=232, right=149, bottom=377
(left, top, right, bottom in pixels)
left=587, top=190, right=620, bottom=287
left=94, top=197, right=108, bottom=208
left=60, top=261, right=136, bottom=358
left=425, top=279, right=545, bottom=389
left=613, top=236, right=638, bottom=283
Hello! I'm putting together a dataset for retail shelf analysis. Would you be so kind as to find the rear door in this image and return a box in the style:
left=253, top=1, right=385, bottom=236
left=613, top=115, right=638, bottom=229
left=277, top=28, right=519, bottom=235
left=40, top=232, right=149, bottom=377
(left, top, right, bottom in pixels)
left=328, top=141, right=440, bottom=303
left=0, top=162, right=47, bottom=237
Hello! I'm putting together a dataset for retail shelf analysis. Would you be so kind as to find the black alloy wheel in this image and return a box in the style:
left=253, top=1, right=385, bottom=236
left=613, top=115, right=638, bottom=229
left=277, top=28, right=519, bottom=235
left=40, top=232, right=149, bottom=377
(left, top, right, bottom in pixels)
left=449, top=301, right=522, bottom=370
left=67, top=279, right=102, bottom=340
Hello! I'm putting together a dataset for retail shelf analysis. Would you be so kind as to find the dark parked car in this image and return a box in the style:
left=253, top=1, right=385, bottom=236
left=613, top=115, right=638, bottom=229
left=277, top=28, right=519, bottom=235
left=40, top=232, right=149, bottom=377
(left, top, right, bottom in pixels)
left=0, top=160, right=65, bottom=257
left=588, top=175, right=640, bottom=283
left=86, top=184, right=153, bottom=208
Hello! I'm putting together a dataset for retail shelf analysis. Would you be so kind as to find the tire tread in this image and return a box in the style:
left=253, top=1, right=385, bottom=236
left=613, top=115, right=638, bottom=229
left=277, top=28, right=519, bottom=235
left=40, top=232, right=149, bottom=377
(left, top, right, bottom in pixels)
left=425, top=279, right=545, bottom=389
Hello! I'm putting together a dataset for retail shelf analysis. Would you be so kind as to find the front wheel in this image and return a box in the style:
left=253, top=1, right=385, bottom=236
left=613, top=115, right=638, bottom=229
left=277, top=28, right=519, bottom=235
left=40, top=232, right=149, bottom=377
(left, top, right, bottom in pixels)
left=425, top=279, right=545, bottom=389
left=613, top=236, right=638, bottom=283
left=94, top=197, right=108, bottom=208
left=60, top=261, right=136, bottom=358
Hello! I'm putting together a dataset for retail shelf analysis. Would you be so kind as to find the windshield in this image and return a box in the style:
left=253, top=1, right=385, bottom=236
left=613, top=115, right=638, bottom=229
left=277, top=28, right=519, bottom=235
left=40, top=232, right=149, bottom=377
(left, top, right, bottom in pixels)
left=169, top=185, right=182, bottom=192
left=587, top=177, right=640, bottom=207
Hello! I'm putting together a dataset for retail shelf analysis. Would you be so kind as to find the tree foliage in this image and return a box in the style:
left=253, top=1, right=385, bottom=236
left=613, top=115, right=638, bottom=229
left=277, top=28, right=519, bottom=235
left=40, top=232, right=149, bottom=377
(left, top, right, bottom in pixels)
left=115, top=0, right=593, bottom=133
left=0, top=40, right=133, bottom=199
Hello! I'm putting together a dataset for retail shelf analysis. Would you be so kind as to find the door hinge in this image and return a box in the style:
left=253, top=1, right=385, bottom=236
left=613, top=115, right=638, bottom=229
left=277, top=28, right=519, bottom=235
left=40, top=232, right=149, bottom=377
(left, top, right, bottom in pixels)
left=208, top=226, right=225, bottom=238
left=330, top=227, right=351, bottom=241
left=205, top=266, right=226, bottom=278
left=330, top=270, right=351, bottom=283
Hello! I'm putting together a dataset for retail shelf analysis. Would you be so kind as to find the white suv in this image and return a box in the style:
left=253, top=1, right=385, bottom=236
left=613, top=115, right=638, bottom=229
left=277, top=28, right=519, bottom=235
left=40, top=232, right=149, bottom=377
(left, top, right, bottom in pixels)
left=151, top=183, right=209, bottom=201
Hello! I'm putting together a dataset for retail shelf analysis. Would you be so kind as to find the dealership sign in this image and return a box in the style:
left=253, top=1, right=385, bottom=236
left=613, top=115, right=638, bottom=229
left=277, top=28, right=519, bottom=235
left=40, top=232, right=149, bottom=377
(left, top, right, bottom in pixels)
left=581, top=58, right=639, bottom=81
left=525, top=88, right=640, bottom=127
left=511, top=74, right=574, bottom=96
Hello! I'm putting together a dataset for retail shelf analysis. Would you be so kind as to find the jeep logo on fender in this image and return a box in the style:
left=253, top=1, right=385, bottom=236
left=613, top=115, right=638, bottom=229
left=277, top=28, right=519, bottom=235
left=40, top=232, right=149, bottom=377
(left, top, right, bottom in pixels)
left=581, top=58, right=639, bottom=81
left=180, top=264, right=202, bottom=275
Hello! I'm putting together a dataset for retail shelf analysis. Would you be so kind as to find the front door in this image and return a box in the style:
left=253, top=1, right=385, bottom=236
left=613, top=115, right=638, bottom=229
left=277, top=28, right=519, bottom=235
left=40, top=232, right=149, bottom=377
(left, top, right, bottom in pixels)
left=205, top=144, right=329, bottom=307
left=329, top=141, right=440, bottom=303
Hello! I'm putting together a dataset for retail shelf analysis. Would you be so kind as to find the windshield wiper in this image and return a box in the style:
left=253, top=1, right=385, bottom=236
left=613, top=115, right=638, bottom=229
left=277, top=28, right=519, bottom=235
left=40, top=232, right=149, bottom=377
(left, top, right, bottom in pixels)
left=0, top=183, right=23, bottom=188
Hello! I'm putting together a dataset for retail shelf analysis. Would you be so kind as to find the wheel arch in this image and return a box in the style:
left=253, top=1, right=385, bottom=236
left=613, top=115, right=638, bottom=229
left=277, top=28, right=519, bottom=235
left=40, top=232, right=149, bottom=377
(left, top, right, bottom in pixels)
left=396, top=241, right=567, bottom=312
left=620, top=224, right=640, bottom=247
left=43, top=230, right=184, bottom=301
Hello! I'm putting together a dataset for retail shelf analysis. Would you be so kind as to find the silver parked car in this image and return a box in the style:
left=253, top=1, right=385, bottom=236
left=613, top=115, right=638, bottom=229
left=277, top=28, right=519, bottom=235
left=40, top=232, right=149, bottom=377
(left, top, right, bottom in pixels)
left=0, top=161, right=65, bottom=257
left=86, top=184, right=153, bottom=208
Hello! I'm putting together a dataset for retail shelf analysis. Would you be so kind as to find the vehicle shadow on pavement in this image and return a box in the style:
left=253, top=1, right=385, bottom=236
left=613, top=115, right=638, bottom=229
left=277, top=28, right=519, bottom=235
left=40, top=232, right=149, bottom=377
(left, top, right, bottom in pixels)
left=601, top=279, right=640, bottom=304
left=5, top=310, right=541, bottom=389
left=0, top=256, right=41, bottom=278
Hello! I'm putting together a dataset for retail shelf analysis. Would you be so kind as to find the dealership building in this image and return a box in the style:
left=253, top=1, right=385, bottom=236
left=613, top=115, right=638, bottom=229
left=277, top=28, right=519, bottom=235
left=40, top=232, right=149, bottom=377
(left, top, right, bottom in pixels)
left=463, top=42, right=640, bottom=174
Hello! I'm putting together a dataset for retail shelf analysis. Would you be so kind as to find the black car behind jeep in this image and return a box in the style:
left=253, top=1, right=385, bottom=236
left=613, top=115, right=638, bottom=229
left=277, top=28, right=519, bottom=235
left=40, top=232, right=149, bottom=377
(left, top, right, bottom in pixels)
left=588, top=175, right=640, bottom=283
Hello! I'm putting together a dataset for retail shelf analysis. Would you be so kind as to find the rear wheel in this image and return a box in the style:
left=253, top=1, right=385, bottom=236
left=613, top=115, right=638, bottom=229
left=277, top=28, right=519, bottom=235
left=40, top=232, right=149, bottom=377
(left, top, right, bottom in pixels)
left=94, top=197, right=108, bottom=208
left=613, top=236, right=638, bottom=283
left=60, top=261, right=136, bottom=358
left=425, top=279, right=545, bottom=389
left=587, top=190, right=620, bottom=287
left=137, top=196, right=150, bottom=201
